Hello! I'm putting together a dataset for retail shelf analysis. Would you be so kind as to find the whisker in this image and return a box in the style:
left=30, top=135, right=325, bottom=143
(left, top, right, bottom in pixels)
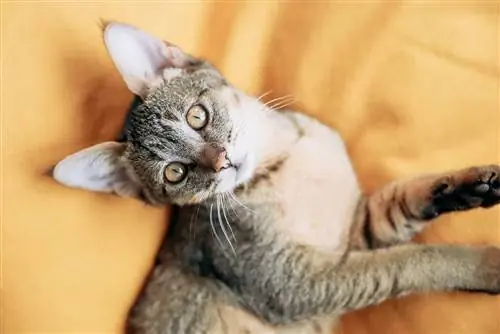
left=221, top=193, right=237, bottom=244
left=268, top=98, right=297, bottom=111
left=228, top=192, right=254, bottom=214
left=210, top=203, right=229, bottom=258
left=225, top=192, right=241, bottom=218
left=267, top=95, right=296, bottom=108
left=261, top=95, right=297, bottom=114
left=217, top=195, right=236, bottom=255
left=263, top=94, right=294, bottom=108
left=256, top=90, right=273, bottom=102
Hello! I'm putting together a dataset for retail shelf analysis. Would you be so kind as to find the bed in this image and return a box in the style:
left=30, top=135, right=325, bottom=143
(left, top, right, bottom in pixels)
left=3, top=2, right=499, bottom=333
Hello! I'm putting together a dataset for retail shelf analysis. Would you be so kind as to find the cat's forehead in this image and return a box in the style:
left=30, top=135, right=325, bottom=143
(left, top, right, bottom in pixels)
left=155, top=67, right=226, bottom=95
left=124, top=67, right=231, bottom=160
left=137, top=71, right=224, bottom=116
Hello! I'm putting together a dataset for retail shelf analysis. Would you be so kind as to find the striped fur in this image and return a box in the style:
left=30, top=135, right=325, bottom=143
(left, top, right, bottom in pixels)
left=350, top=166, right=500, bottom=249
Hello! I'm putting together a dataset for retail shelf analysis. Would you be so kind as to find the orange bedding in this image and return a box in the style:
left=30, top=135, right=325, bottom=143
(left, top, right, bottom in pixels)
left=3, top=2, right=499, bottom=333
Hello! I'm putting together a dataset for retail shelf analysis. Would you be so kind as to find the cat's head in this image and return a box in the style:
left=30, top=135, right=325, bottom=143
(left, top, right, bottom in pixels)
left=53, top=22, right=264, bottom=205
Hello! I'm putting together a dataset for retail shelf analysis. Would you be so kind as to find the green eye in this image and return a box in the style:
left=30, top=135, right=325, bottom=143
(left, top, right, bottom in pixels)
left=164, top=162, right=187, bottom=183
left=186, top=105, right=208, bottom=130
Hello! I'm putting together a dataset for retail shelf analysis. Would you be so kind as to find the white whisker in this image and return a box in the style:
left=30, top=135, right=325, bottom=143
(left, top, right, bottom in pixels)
left=217, top=195, right=236, bottom=255
left=228, top=192, right=254, bottom=214
left=225, top=192, right=241, bottom=218
left=221, top=193, right=237, bottom=244
left=268, top=98, right=297, bottom=111
left=260, top=94, right=297, bottom=114
left=210, top=203, right=229, bottom=258
left=256, top=90, right=273, bottom=102
left=263, top=94, right=294, bottom=108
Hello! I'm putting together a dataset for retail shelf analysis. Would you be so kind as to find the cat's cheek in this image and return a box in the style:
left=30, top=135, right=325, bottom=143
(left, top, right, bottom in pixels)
left=235, top=155, right=255, bottom=185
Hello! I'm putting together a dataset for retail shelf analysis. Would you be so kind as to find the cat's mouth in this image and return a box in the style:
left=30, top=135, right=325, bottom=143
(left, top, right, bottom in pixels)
left=214, top=153, right=253, bottom=193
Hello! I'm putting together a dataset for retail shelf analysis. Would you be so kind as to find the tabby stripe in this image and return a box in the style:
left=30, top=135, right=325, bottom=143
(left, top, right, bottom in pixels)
left=341, top=274, right=358, bottom=309
left=371, top=278, right=381, bottom=301
left=399, top=189, right=414, bottom=220
left=362, top=205, right=375, bottom=249
left=385, top=204, right=398, bottom=233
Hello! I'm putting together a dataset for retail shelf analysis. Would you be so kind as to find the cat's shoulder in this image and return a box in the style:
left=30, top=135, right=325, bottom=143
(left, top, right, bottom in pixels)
left=282, top=110, right=344, bottom=148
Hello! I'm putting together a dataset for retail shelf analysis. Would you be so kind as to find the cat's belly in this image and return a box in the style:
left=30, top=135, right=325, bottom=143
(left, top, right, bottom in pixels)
left=270, top=118, right=360, bottom=252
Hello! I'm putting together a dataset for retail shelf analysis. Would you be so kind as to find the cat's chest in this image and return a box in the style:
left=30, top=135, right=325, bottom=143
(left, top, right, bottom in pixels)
left=244, top=126, right=360, bottom=252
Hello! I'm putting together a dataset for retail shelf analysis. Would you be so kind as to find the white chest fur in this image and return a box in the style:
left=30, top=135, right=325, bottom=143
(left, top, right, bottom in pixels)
left=270, top=117, right=360, bottom=252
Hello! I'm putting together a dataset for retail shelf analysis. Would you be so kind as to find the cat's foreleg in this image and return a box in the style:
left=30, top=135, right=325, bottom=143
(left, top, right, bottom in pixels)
left=349, top=165, right=500, bottom=249
left=238, top=243, right=500, bottom=324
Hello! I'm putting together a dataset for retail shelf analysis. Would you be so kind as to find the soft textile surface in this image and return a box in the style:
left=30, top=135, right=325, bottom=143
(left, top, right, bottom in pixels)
left=3, top=2, right=499, bottom=333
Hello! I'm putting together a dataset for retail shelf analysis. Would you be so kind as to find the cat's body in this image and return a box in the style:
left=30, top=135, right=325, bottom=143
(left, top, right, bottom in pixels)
left=128, top=112, right=358, bottom=333
left=53, top=22, right=500, bottom=334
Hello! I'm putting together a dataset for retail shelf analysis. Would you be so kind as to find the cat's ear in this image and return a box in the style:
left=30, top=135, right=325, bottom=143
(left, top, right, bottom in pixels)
left=53, top=141, right=141, bottom=198
left=103, top=22, right=192, bottom=97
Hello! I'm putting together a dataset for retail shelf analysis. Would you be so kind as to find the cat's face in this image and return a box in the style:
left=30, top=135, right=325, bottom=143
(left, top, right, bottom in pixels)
left=124, top=68, right=259, bottom=205
left=53, top=22, right=262, bottom=205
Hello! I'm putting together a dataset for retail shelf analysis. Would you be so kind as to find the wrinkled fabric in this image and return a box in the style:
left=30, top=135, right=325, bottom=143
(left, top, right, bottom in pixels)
left=3, top=2, right=499, bottom=333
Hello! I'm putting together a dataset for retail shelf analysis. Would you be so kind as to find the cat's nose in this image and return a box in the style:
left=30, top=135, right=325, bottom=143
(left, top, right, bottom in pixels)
left=201, top=144, right=230, bottom=172
left=213, top=150, right=230, bottom=172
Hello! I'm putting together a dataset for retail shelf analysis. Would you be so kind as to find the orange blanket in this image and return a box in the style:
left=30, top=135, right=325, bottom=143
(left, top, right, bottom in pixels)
left=3, top=2, right=499, bottom=333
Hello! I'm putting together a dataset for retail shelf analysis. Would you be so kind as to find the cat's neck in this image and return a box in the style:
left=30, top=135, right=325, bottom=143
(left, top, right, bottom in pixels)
left=252, top=107, right=301, bottom=172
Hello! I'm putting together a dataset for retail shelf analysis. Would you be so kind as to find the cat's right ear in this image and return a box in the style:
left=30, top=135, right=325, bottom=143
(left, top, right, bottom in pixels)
left=103, top=22, right=192, bottom=97
left=53, top=142, right=141, bottom=198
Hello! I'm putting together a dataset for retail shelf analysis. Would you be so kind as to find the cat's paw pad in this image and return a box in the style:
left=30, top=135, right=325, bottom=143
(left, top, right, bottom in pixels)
left=472, top=166, right=500, bottom=207
left=431, top=165, right=500, bottom=213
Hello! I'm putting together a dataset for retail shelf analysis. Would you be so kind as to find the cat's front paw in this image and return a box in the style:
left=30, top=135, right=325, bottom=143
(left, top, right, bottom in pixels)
left=459, top=246, right=500, bottom=295
left=429, top=165, right=500, bottom=215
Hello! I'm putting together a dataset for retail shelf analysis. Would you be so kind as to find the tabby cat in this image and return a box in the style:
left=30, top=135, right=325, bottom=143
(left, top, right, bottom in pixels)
left=53, top=22, right=500, bottom=334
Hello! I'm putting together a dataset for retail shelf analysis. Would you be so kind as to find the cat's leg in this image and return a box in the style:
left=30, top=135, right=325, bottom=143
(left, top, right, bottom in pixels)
left=235, top=243, right=500, bottom=325
left=126, top=263, right=220, bottom=334
left=350, top=164, right=500, bottom=249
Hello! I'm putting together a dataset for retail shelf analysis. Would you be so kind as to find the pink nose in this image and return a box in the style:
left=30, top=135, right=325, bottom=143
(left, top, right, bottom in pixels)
left=212, top=149, right=229, bottom=172
left=201, top=144, right=229, bottom=172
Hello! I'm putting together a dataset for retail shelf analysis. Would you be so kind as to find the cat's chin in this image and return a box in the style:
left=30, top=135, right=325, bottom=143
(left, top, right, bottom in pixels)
left=214, top=154, right=255, bottom=194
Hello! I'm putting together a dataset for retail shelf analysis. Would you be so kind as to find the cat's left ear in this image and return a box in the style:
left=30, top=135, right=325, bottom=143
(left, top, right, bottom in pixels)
left=53, top=142, right=141, bottom=198
left=103, top=22, right=192, bottom=97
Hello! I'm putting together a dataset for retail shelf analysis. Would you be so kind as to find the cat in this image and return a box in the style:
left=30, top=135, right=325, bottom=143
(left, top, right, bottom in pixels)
left=53, top=22, right=500, bottom=334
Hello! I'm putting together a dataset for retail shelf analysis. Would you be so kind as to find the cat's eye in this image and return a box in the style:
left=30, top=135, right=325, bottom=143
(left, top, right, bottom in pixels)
left=164, top=162, right=187, bottom=183
left=186, top=105, right=208, bottom=130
